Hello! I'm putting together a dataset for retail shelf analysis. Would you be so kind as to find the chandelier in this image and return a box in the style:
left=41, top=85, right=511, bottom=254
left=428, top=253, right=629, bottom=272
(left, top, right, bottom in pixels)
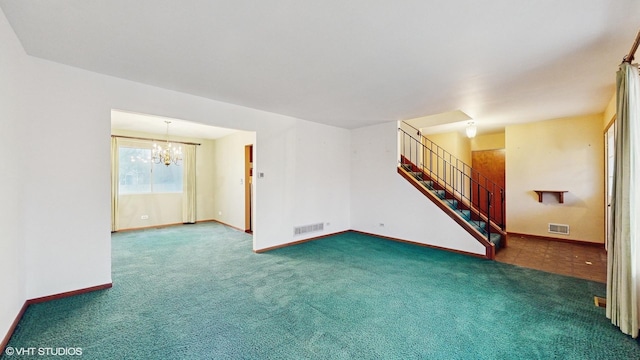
left=152, top=121, right=183, bottom=166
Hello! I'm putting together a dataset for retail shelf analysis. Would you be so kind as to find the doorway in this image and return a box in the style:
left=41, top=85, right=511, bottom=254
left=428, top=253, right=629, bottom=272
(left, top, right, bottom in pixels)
left=244, top=144, right=253, bottom=233
left=604, top=119, right=616, bottom=248
left=472, top=149, right=506, bottom=226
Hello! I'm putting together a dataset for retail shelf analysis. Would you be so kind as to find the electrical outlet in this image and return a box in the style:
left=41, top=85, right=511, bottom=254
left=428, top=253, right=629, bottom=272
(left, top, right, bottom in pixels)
left=141, top=215, right=149, bottom=220
left=218, top=211, right=222, bottom=216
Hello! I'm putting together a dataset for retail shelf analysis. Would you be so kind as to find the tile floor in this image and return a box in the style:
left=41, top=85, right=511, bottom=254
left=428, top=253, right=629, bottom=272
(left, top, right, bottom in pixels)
left=495, top=234, right=607, bottom=283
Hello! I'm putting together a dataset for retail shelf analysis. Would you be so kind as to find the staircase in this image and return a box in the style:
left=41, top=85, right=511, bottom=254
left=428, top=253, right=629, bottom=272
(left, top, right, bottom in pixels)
left=398, top=124, right=506, bottom=259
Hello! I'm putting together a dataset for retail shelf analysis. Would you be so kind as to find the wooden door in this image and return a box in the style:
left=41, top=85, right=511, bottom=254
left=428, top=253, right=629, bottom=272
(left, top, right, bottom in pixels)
left=244, top=145, right=253, bottom=233
left=472, top=149, right=506, bottom=226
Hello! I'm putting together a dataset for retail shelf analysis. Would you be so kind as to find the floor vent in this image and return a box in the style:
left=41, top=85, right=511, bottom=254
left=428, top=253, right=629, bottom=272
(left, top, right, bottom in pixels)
left=548, top=223, right=570, bottom=235
left=294, top=222, right=324, bottom=236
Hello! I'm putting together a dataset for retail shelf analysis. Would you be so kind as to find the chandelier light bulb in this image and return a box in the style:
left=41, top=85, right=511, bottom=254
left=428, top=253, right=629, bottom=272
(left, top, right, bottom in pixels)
left=152, top=121, right=183, bottom=166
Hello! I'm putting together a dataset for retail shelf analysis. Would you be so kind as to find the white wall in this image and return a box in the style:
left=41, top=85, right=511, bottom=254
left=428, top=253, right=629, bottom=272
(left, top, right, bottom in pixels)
left=1, top=6, right=353, bottom=342
left=211, top=131, right=256, bottom=230
left=0, top=8, right=27, bottom=343
left=350, top=122, right=485, bottom=256
left=292, top=120, right=351, bottom=237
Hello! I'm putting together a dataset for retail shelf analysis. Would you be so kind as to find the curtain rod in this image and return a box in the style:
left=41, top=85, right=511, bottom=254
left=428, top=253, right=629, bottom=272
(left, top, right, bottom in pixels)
left=623, top=29, right=640, bottom=63
left=111, top=134, right=201, bottom=146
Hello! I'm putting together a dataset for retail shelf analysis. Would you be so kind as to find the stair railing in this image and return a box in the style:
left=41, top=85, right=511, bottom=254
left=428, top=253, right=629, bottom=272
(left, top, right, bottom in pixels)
left=398, top=123, right=505, bottom=236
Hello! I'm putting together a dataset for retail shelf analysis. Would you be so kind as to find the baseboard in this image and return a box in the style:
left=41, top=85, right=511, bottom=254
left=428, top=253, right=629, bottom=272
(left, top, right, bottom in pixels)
left=27, top=283, right=113, bottom=304
left=351, top=230, right=488, bottom=259
left=254, top=229, right=487, bottom=259
left=508, top=232, right=604, bottom=247
left=117, top=221, right=494, bottom=258
left=200, top=219, right=245, bottom=232
left=114, top=219, right=247, bottom=233
left=114, top=222, right=184, bottom=232
left=253, top=231, right=350, bottom=253
left=1, top=302, right=28, bottom=356
left=1, top=283, right=112, bottom=355
left=397, top=166, right=498, bottom=259
left=3, top=224, right=493, bottom=352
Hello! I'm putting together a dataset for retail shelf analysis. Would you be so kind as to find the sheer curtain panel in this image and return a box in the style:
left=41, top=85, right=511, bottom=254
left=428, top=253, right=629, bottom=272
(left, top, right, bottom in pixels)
left=182, top=144, right=197, bottom=223
left=607, top=62, right=640, bottom=338
left=111, top=137, right=119, bottom=232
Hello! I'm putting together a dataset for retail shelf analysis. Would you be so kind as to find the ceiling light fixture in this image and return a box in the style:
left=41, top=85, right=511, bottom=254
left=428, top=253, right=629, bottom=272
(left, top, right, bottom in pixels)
left=152, top=121, right=183, bottom=166
left=465, top=121, right=477, bottom=139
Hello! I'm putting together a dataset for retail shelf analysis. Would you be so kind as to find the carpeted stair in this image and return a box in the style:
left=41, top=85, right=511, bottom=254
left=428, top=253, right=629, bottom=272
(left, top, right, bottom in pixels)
left=401, top=163, right=503, bottom=250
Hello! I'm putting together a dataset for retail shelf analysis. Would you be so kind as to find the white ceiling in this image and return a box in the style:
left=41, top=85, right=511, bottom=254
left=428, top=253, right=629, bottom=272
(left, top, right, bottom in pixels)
left=2, top=1, right=639, bottom=133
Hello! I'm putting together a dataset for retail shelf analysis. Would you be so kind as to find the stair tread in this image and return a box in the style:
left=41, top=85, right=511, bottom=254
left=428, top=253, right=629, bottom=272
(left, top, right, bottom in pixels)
left=490, top=233, right=502, bottom=248
left=433, top=189, right=446, bottom=199
left=456, top=209, right=471, bottom=220
left=419, top=180, right=433, bottom=189
left=445, top=199, right=458, bottom=210
left=400, top=158, right=505, bottom=254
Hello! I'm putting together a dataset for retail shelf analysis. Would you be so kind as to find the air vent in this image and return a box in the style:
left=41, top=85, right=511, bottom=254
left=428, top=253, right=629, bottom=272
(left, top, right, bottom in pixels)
left=548, top=223, right=569, bottom=235
left=294, top=222, right=324, bottom=236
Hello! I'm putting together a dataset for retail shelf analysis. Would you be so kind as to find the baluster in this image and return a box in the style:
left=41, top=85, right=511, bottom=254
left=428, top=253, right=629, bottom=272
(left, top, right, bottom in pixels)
left=487, top=191, right=492, bottom=239
left=500, top=188, right=505, bottom=230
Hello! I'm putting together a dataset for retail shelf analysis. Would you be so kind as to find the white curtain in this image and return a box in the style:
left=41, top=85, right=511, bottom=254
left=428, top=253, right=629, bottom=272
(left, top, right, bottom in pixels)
left=607, top=62, right=640, bottom=338
left=182, top=144, right=197, bottom=223
left=111, top=137, right=119, bottom=232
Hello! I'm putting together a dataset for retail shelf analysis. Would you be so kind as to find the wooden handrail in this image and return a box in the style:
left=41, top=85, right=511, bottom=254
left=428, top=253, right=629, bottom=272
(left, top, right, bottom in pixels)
left=623, top=29, right=640, bottom=63
left=399, top=128, right=506, bottom=230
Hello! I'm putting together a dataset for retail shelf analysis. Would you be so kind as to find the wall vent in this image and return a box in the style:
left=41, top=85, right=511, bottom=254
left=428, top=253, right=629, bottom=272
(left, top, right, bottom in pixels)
left=294, top=222, right=324, bottom=236
left=548, top=223, right=570, bottom=235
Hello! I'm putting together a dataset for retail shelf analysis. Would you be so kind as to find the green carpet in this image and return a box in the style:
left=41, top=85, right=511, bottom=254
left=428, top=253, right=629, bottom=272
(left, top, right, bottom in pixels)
left=3, top=223, right=639, bottom=359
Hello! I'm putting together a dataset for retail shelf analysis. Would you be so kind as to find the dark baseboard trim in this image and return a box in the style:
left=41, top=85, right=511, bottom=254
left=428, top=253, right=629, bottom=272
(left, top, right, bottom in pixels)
left=114, top=219, right=247, bottom=233
left=201, top=219, right=245, bottom=232
left=1, top=283, right=112, bottom=355
left=3, top=222, right=495, bottom=352
left=397, top=166, right=499, bottom=259
left=114, top=222, right=184, bottom=232
left=508, top=232, right=604, bottom=247
left=254, top=229, right=486, bottom=259
left=27, top=283, right=113, bottom=304
left=351, top=230, right=487, bottom=259
left=1, top=302, right=28, bottom=356
left=253, top=231, right=350, bottom=253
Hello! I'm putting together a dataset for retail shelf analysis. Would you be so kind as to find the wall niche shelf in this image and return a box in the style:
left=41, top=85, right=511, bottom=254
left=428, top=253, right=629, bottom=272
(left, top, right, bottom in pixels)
left=534, top=190, right=568, bottom=204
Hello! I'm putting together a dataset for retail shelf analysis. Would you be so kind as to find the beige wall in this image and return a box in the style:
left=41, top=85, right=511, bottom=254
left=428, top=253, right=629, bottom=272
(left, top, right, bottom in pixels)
left=603, top=93, right=616, bottom=128
left=505, top=114, right=604, bottom=243
left=423, top=131, right=472, bottom=200
left=112, top=129, right=219, bottom=229
left=470, top=132, right=505, bottom=151
left=211, top=131, right=256, bottom=230
left=424, top=131, right=471, bottom=166
left=112, top=128, right=256, bottom=230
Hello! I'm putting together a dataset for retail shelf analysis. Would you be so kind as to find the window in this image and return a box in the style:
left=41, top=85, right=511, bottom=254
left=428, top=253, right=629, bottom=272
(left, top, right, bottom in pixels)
left=119, top=146, right=183, bottom=194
